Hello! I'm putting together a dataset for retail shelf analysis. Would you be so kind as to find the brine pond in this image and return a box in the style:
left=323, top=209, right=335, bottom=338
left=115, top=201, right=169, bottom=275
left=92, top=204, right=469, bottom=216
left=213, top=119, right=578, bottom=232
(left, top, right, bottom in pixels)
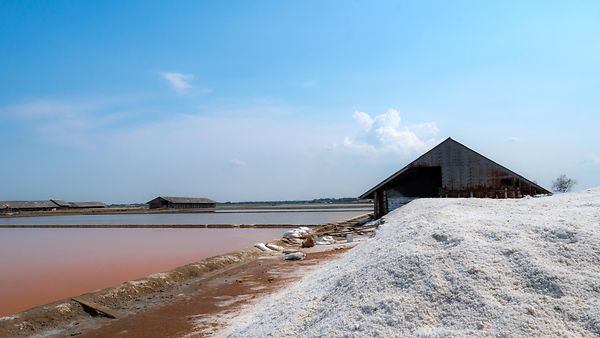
left=0, top=209, right=371, bottom=316
left=0, top=227, right=292, bottom=316
left=0, top=209, right=369, bottom=226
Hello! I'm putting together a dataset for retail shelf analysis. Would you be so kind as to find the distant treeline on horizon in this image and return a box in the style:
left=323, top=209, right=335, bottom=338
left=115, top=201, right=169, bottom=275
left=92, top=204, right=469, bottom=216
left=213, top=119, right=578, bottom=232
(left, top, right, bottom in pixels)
left=107, top=197, right=372, bottom=208
left=220, top=197, right=372, bottom=205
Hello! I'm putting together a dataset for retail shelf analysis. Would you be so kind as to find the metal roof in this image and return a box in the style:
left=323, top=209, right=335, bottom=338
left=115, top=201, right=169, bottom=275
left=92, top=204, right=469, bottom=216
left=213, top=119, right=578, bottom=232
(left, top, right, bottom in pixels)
left=0, top=200, right=60, bottom=209
left=69, top=202, right=106, bottom=208
left=50, top=199, right=71, bottom=207
left=359, top=137, right=552, bottom=199
left=147, top=196, right=217, bottom=204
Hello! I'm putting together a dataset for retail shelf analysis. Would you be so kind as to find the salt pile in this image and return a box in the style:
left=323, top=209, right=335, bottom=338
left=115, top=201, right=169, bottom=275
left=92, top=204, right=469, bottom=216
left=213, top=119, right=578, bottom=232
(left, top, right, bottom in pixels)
left=221, top=189, right=600, bottom=337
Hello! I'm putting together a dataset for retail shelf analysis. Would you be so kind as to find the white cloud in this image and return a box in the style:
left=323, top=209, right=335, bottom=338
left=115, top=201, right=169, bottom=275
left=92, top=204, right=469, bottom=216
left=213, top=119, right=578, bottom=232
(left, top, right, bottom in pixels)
left=343, top=108, right=439, bottom=156
left=352, top=111, right=374, bottom=131
left=507, top=136, right=520, bottom=143
left=161, top=72, right=194, bottom=94
left=231, top=158, right=247, bottom=167
left=342, top=137, right=376, bottom=155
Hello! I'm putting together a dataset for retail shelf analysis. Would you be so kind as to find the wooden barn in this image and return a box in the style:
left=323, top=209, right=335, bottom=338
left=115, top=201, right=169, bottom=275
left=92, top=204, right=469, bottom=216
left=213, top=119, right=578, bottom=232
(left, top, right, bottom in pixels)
left=360, top=137, right=551, bottom=218
left=1, top=200, right=107, bottom=213
left=0, top=200, right=60, bottom=212
left=147, top=196, right=217, bottom=210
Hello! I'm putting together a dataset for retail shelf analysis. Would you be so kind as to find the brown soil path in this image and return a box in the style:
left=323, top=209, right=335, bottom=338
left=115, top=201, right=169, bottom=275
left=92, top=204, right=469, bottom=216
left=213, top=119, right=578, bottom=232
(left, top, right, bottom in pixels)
left=79, top=247, right=351, bottom=338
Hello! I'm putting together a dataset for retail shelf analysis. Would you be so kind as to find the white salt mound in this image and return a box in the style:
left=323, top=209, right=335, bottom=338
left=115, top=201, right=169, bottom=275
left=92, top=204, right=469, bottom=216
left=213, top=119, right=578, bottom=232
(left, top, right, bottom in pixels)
left=221, top=188, right=600, bottom=337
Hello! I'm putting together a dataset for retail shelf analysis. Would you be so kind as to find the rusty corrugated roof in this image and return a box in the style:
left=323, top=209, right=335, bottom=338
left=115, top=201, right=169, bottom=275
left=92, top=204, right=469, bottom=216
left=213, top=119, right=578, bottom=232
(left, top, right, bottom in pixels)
left=359, top=137, right=551, bottom=199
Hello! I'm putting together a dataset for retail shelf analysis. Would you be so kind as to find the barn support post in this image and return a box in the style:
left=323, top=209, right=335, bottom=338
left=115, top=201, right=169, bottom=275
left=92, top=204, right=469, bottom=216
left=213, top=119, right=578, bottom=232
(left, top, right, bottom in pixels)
left=383, top=190, right=389, bottom=215
left=373, top=191, right=379, bottom=219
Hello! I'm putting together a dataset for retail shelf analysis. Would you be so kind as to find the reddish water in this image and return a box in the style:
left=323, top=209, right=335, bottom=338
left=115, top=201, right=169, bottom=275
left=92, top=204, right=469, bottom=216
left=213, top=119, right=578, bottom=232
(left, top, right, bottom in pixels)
left=0, top=228, right=287, bottom=316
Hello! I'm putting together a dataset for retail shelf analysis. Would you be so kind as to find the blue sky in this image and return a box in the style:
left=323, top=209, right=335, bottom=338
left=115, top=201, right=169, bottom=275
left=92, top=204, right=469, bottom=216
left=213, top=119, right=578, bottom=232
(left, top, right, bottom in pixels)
left=1, top=1, right=599, bottom=203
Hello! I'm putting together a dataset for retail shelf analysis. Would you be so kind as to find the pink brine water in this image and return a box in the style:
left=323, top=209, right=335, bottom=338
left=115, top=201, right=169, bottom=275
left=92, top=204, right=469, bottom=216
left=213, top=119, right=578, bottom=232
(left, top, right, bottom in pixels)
left=0, top=228, right=286, bottom=316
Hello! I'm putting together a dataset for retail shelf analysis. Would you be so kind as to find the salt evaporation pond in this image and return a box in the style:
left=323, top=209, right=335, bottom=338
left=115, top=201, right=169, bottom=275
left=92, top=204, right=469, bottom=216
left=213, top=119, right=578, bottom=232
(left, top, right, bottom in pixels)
left=0, top=227, right=290, bottom=316
left=0, top=210, right=369, bottom=226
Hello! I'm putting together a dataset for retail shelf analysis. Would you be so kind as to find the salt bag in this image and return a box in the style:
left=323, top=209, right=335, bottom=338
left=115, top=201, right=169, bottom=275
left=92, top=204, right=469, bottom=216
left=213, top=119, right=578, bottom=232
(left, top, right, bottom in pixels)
left=321, top=235, right=335, bottom=244
left=283, top=230, right=303, bottom=238
left=284, top=252, right=305, bottom=260
left=266, top=243, right=284, bottom=251
left=254, top=243, right=271, bottom=252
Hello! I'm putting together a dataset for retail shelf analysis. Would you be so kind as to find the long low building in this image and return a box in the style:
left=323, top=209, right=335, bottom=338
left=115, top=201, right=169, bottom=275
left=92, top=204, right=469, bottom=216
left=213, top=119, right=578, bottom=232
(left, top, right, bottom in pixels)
left=147, top=196, right=217, bottom=209
left=0, top=200, right=60, bottom=212
left=0, top=200, right=106, bottom=212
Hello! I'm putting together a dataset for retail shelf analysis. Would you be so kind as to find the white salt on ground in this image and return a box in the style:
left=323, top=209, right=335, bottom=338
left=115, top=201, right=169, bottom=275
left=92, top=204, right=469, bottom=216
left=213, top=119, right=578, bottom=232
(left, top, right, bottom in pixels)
left=219, top=189, right=600, bottom=337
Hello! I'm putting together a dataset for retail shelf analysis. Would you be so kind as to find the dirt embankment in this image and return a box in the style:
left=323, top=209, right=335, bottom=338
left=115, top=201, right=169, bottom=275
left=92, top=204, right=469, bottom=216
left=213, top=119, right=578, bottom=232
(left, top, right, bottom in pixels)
left=81, top=246, right=354, bottom=338
left=0, top=248, right=273, bottom=337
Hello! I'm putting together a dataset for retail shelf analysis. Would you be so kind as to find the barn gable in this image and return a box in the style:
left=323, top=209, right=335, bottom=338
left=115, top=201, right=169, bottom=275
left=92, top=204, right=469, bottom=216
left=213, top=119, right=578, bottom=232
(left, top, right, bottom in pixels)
left=360, top=137, right=551, bottom=218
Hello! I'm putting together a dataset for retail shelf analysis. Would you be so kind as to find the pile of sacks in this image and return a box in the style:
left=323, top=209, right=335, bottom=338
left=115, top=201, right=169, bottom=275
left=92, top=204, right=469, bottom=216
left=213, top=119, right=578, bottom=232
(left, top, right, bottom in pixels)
left=315, top=235, right=335, bottom=245
left=253, top=241, right=306, bottom=261
left=283, top=227, right=336, bottom=248
left=253, top=243, right=284, bottom=252
left=253, top=226, right=337, bottom=261
left=282, top=227, right=311, bottom=244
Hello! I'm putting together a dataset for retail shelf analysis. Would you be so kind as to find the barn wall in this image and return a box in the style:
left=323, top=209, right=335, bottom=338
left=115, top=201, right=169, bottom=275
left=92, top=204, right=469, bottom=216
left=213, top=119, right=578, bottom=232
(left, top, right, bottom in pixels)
left=385, top=188, right=414, bottom=213
left=148, top=200, right=166, bottom=209
left=168, top=203, right=216, bottom=209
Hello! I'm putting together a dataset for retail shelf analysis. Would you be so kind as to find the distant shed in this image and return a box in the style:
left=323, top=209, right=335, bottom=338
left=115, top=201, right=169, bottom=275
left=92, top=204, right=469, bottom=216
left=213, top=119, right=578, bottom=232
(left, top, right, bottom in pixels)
left=1, top=199, right=107, bottom=213
left=0, top=200, right=59, bottom=212
left=360, top=137, right=551, bottom=218
left=147, top=196, right=217, bottom=210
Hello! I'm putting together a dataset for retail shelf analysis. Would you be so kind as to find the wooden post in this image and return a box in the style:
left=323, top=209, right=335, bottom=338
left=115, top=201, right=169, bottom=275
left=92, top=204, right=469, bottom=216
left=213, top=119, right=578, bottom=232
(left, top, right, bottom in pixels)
left=374, top=191, right=380, bottom=219
left=72, top=297, right=120, bottom=319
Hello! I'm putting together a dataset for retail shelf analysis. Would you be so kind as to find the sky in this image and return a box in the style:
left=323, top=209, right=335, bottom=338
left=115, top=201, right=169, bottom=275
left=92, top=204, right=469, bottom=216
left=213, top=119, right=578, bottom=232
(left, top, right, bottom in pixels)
left=1, top=1, right=599, bottom=203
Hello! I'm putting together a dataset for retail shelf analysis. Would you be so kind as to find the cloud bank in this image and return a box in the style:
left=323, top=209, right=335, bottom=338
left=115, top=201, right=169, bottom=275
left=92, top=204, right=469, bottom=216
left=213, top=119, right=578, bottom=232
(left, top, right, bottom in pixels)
left=1, top=97, right=135, bottom=147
